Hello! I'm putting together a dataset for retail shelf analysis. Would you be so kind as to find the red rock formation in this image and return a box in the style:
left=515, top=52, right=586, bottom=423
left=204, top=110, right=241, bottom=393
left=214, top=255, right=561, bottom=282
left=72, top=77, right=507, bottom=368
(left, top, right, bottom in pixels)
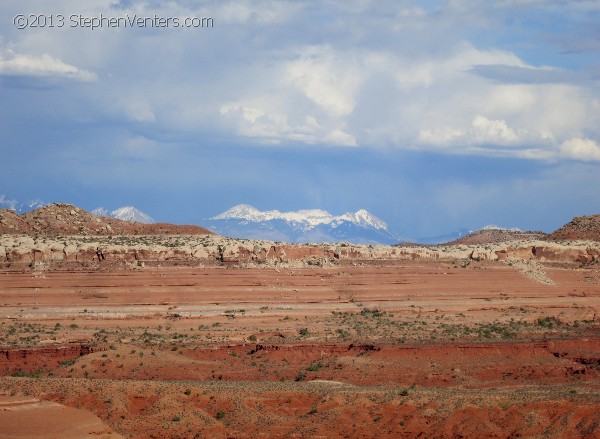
left=0, top=344, right=99, bottom=374
left=448, top=228, right=547, bottom=245
left=550, top=214, right=600, bottom=241
left=2, top=203, right=212, bottom=236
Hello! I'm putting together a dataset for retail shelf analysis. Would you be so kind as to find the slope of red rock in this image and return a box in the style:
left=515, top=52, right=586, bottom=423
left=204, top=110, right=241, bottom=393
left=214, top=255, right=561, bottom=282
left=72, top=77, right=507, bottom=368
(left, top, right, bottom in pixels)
left=0, top=203, right=212, bottom=236
left=447, top=228, right=547, bottom=245
left=550, top=214, right=600, bottom=241
left=0, top=209, right=33, bottom=234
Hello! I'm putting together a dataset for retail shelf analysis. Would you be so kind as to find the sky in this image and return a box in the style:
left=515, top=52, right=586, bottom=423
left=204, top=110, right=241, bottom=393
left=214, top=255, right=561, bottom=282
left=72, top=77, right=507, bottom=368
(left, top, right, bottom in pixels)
left=1, top=0, right=599, bottom=240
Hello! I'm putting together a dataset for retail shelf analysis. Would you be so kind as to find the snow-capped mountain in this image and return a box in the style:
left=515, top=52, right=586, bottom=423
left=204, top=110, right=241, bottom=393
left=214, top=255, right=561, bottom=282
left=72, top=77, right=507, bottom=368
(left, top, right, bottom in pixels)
left=92, top=206, right=154, bottom=224
left=206, top=204, right=401, bottom=244
left=213, top=204, right=388, bottom=230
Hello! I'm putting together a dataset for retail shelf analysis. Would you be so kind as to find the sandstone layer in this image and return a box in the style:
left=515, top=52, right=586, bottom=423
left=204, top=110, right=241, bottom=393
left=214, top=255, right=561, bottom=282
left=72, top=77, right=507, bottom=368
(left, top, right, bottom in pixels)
left=1, top=234, right=599, bottom=271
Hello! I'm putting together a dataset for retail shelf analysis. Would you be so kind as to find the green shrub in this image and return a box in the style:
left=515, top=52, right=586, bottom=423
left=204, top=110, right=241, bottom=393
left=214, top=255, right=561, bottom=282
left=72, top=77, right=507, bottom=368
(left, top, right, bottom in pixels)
left=306, top=361, right=323, bottom=372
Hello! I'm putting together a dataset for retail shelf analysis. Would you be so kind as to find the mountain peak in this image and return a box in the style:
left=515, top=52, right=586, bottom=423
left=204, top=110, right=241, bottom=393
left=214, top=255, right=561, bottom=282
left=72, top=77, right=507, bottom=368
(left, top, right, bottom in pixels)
left=341, top=209, right=387, bottom=230
left=212, top=204, right=262, bottom=221
left=92, top=206, right=154, bottom=224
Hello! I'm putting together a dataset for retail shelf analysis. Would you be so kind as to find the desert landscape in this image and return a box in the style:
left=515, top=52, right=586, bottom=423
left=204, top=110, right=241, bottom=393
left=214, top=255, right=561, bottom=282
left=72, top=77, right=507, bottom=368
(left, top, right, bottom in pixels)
left=1, top=204, right=600, bottom=438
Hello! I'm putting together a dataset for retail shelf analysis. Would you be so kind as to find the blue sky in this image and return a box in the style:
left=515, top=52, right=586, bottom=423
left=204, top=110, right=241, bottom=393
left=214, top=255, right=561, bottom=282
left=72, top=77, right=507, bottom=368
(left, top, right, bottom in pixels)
left=1, top=0, right=599, bottom=239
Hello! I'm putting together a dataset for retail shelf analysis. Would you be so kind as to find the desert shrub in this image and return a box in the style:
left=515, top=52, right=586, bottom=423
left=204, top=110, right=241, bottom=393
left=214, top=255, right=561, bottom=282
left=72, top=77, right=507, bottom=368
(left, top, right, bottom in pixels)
left=59, top=359, right=77, bottom=367
left=306, top=361, right=323, bottom=372
left=536, top=316, right=562, bottom=329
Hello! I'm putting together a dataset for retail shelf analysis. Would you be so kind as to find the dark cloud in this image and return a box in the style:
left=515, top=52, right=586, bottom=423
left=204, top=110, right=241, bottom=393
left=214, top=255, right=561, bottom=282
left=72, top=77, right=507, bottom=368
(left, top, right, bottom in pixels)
left=469, top=64, right=581, bottom=84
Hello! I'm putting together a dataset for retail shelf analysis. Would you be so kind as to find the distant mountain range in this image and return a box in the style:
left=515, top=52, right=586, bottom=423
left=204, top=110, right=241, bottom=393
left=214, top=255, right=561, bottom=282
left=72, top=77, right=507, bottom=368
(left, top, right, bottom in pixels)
left=205, top=204, right=403, bottom=244
left=5, top=195, right=582, bottom=244
left=92, top=206, right=154, bottom=224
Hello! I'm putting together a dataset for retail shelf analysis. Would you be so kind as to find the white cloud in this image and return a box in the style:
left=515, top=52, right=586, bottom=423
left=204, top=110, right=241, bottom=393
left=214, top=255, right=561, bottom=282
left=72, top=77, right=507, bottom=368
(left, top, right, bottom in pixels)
left=471, top=115, right=519, bottom=144
left=0, top=49, right=97, bottom=81
left=220, top=102, right=292, bottom=143
left=324, top=129, right=357, bottom=147
left=560, top=138, right=600, bottom=162
left=485, top=85, right=537, bottom=114
left=418, top=127, right=464, bottom=147
left=285, top=46, right=361, bottom=117
left=395, top=43, right=525, bottom=90
left=220, top=101, right=358, bottom=146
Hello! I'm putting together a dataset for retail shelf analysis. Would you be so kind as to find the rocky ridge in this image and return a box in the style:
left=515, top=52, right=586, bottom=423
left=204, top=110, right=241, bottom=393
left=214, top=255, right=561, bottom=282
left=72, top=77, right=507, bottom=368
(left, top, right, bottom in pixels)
left=550, top=214, right=600, bottom=241
left=447, top=227, right=548, bottom=245
left=0, top=203, right=211, bottom=236
left=1, top=234, right=598, bottom=269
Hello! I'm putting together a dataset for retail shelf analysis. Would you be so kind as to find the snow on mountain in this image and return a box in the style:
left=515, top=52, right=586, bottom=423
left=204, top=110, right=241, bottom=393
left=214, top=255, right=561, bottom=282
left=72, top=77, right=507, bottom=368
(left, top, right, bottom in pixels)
left=208, top=204, right=398, bottom=244
left=92, top=206, right=154, bottom=224
left=91, top=207, right=110, bottom=217
left=481, top=224, right=523, bottom=232
left=111, top=207, right=155, bottom=223
left=212, top=204, right=388, bottom=231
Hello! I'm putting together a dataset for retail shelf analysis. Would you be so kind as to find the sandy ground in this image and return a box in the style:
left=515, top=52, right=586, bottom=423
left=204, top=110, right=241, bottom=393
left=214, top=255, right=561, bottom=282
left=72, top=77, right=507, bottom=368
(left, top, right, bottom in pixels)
left=0, top=394, right=122, bottom=438
left=1, top=260, right=600, bottom=438
left=1, top=260, right=598, bottom=324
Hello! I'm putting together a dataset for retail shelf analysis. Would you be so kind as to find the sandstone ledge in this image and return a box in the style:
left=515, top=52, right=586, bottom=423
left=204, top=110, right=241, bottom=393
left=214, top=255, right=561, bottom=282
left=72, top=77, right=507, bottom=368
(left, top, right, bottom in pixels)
left=1, top=234, right=598, bottom=268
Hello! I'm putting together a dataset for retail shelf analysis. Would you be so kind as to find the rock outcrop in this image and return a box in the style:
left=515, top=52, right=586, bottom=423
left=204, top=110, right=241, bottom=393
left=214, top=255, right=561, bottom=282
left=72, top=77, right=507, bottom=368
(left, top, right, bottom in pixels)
left=447, top=228, right=547, bottom=245
left=1, top=234, right=598, bottom=268
left=550, top=214, right=600, bottom=242
left=1, top=204, right=212, bottom=236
